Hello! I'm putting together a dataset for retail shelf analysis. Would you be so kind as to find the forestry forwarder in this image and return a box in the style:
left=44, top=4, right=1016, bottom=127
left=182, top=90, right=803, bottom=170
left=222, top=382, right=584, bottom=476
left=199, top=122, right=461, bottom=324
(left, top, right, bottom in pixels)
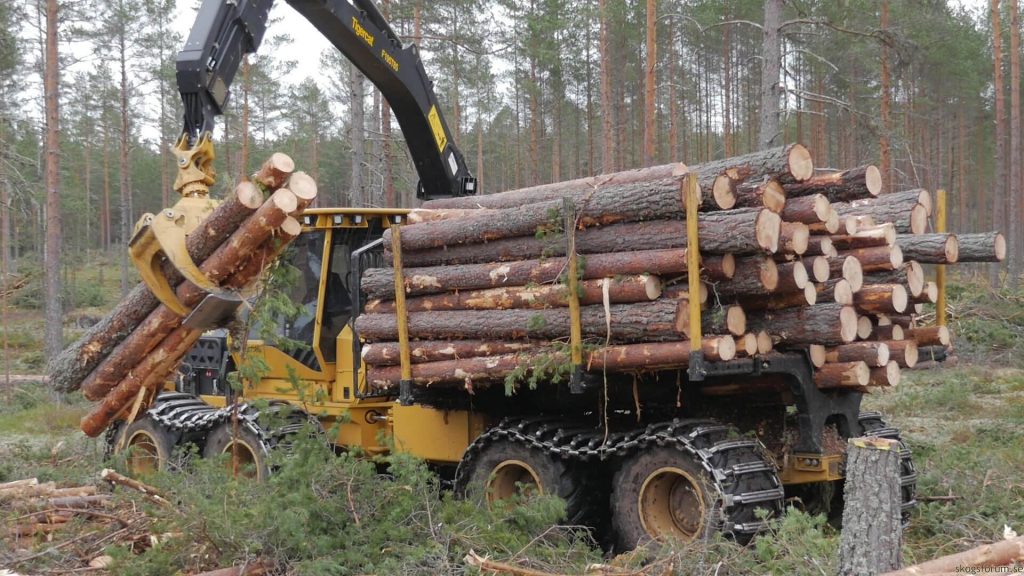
left=112, top=0, right=917, bottom=551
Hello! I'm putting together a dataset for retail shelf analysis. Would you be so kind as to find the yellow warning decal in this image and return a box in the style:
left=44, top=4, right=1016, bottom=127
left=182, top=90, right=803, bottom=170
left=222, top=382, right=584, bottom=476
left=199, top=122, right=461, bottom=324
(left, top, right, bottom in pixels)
left=428, top=106, right=447, bottom=152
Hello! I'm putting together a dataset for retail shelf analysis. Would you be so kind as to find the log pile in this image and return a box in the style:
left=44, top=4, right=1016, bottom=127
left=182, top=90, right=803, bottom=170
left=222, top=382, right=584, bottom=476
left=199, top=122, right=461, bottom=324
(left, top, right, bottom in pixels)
left=46, top=153, right=317, bottom=437
left=357, top=144, right=1003, bottom=395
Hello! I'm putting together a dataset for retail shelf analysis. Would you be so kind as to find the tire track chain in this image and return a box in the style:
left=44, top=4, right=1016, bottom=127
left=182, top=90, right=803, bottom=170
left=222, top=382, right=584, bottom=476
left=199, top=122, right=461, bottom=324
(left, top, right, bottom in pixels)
left=858, top=411, right=918, bottom=517
left=455, top=416, right=785, bottom=537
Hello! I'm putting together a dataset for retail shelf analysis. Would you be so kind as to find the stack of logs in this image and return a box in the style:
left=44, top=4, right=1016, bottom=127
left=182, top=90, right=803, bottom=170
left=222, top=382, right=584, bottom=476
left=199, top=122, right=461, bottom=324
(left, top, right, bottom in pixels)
left=356, top=144, right=1005, bottom=393
left=46, top=153, right=317, bottom=437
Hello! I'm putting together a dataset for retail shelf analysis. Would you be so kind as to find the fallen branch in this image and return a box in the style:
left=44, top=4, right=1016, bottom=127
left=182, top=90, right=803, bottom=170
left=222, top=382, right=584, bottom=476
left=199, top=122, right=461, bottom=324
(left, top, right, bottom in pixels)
left=880, top=535, right=1024, bottom=575
left=100, top=469, right=172, bottom=508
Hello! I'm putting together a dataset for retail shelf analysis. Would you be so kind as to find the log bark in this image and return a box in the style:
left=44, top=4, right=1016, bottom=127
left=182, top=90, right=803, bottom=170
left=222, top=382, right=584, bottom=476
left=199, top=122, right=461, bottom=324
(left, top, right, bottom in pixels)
left=867, top=262, right=925, bottom=298
left=80, top=189, right=298, bottom=401
left=782, top=165, right=882, bottom=202
left=804, top=235, right=836, bottom=257
left=827, top=255, right=864, bottom=292
left=830, top=223, right=896, bottom=250
left=747, top=303, right=859, bottom=345
left=421, top=163, right=688, bottom=210
left=818, top=279, right=853, bottom=305
left=363, top=249, right=733, bottom=300
left=839, top=245, right=903, bottom=273
left=873, top=324, right=904, bottom=341
left=389, top=211, right=780, bottom=267
left=838, top=437, right=903, bottom=576
left=715, top=256, right=779, bottom=296
left=780, top=193, right=830, bottom=224
left=736, top=284, right=816, bottom=311
left=909, top=281, right=938, bottom=305
left=363, top=275, right=662, bottom=313
left=895, top=233, right=958, bottom=264
left=48, top=181, right=264, bottom=393
left=807, top=208, right=840, bottom=234
left=868, top=361, right=901, bottom=387
left=691, top=143, right=814, bottom=184
left=826, top=342, right=890, bottom=367
left=834, top=195, right=928, bottom=235
left=853, top=284, right=908, bottom=315
left=775, top=261, right=809, bottom=292
left=252, top=152, right=295, bottom=190
left=815, top=361, right=870, bottom=388
left=223, top=217, right=303, bottom=291
left=778, top=222, right=809, bottom=255
left=954, top=232, right=1007, bottom=262
left=362, top=340, right=541, bottom=366
left=886, top=340, right=918, bottom=368
left=734, top=178, right=786, bottom=212
left=880, top=536, right=1024, bottom=576
left=809, top=256, right=830, bottom=282
left=406, top=208, right=487, bottom=224
left=906, top=325, right=950, bottom=346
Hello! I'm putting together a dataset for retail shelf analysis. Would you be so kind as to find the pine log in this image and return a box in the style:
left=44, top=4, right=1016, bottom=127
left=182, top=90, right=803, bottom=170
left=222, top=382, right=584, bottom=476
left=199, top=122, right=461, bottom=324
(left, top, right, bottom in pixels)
left=715, top=256, right=779, bottom=296
left=747, top=303, right=859, bottom=345
left=389, top=212, right=776, bottom=268
left=895, top=233, right=959, bottom=264
left=782, top=165, right=882, bottom=202
left=780, top=193, right=830, bottom=224
left=834, top=196, right=928, bottom=235
left=48, top=181, right=264, bottom=393
left=736, top=333, right=759, bottom=357
left=756, top=331, right=774, bottom=354
left=363, top=275, right=662, bottom=313
left=775, top=261, right=809, bottom=292
left=839, top=245, right=904, bottom=273
left=868, top=361, right=901, bottom=387
left=867, top=261, right=925, bottom=298
left=252, top=152, right=295, bottom=190
left=223, top=217, right=303, bottom=291
left=857, top=316, right=874, bottom=340
left=406, top=208, right=487, bottom=224
left=80, top=189, right=298, bottom=401
left=826, top=342, right=890, bottom=367
left=853, top=284, right=908, bottom=315
left=819, top=279, right=854, bottom=305
left=661, top=282, right=710, bottom=304
left=693, top=143, right=814, bottom=185
left=362, top=249, right=733, bottom=300
left=830, top=223, right=896, bottom=250
left=865, top=188, right=931, bottom=214
left=873, top=325, right=904, bottom=341
left=906, top=325, right=950, bottom=346
left=736, top=284, right=816, bottom=311
left=806, top=208, right=841, bottom=234
left=953, top=232, right=1007, bottom=262
left=880, top=536, right=1024, bottom=576
left=886, top=340, right=919, bottom=368
left=885, top=315, right=915, bottom=329
left=101, top=469, right=172, bottom=507
left=287, top=171, right=318, bottom=212
left=815, top=361, right=870, bottom=388
left=827, top=256, right=864, bottom=292
left=809, top=256, right=830, bottom=282
left=588, top=337, right=738, bottom=368
left=421, top=163, right=688, bottom=210
left=679, top=305, right=747, bottom=338
left=778, top=222, right=810, bottom=255
left=804, top=235, right=837, bottom=257
left=362, top=340, right=541, bottom=366
left=733, top=178, right=786, bottom=212
left=809, top=344, right=827, bottom=368
left=909, top=281, right=938, bottom=305
left=843, top=215, right=876, bottom=235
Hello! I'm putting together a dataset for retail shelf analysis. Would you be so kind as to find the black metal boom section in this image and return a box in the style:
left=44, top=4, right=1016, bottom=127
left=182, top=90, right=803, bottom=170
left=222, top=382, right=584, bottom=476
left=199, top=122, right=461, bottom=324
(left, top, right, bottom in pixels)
left=176, top=0, right=477, bottom=199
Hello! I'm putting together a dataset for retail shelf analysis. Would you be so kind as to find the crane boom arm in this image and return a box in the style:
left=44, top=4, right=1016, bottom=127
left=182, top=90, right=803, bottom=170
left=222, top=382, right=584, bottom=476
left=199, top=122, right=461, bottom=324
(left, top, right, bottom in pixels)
left=176, top=0, right=476, bottom=199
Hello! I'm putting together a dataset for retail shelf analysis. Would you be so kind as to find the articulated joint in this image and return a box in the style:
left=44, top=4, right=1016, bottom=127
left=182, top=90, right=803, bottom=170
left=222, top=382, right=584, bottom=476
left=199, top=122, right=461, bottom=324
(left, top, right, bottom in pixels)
left=173, top=132, right=217, bottom=197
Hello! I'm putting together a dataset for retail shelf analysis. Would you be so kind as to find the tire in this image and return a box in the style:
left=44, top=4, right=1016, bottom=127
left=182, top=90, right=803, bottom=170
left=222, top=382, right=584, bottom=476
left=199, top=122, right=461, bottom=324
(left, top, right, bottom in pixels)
left=610, top=446, right=718, bottom=551
left=116, top=417, right=177, bottom=476
left=203, top=422, right=271, bottom=481
left=455, top=438, right=591, bottom=525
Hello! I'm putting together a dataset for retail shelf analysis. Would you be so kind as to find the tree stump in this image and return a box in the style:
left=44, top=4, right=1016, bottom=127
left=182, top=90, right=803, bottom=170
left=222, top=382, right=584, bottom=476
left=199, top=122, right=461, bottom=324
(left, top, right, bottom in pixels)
left=838, top=437, right=903, bottom=576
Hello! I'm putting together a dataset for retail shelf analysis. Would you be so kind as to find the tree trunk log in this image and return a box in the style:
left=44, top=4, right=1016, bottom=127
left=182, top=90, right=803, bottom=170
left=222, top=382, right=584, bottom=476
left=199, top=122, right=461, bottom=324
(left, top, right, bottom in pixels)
left=362, top=248, right=733, bottom=300
left=733, top=178, right=786, bottom=212
left=873, top=324, right=905, bottom=341
left=895, top=234, right=958, bottom=264
left=716, top=256, right=779, bottom=296
left=826, top=342, right=890, bottom=367
left=830, top=223, right=896, bottom=250
left=778, top=222, right=809, bottom=255
left=819, top=279, right=854, bottom=305
left=736, top=285, right=816, bottom=311
left=868, top=361, right=901, bottom=386
left=837, top=437, right=903, bottom=576
left=780, top=193, right=830, bottom=223
left=834, top=195, right=928, bottom=234
left=364, top=275, right=662, bottom=313
left=775, top=261, right=809, bottom=292
left=362, top=340, right=541, bottom=366
left=827, top=255, right=864, bottom=292
left=803, top=235, right=836, bottom=257
left=48, top=181, right=265, bottom=393
left=906, top=325, right=950, bottom=346
left=782, top=165, right=882, bottom=201
left=953, top=232, right=1007, bottom=262
left=839, top=245, right=904, bottom=273
left=691, top=143, right=814, bottom=184
left=808, top=256, right=830, bottom=282
left=853, top=284, right=908, bottom=315
left=886, top=340, right=919, bottom=368
left=867, top=261, right=925, bottom=298
left=908, top=281, right=938, bottom=305
left=806, top=208, right=840, bottom=234
left=80, top=189, right=298, bottom=401
left=880, top=536, right=1024, bottom=576
left=252, top=152, right=295, bottom=190
left=815, top=361, right=870, bottom=388
left=421, top=163, right=688, bottom=210
left=747, top=303, right=859, bottom=345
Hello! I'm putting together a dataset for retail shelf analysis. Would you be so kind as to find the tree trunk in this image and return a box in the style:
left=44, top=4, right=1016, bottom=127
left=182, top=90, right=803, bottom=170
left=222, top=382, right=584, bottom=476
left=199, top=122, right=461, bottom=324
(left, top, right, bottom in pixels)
left=48, top=182, right=265, bottom=393
left=364, top=275, right=661, bottom=313
left=837, top=437, right=903, bottom=576
left=880, top=0, right=892, bottom=193
left=1010, top=0, right=1021, bottom=284
left=598, top=0, right=615, bottom=173
left=955, top=232, right=1007, bottom=262
left=992, top=0, right=1007, bottom=287
left=905, top=325, right=950, bottom=346
left=833, top=197, right=928, bottom=235
left=853, top=284, right=908, bottom=315
left=831, top=223, right=896, bottom=251
left=746, top=303, right=859, bottom=345
left=839, top=246, right=903, bottom=273
left=252, top=153, right=295, bottom=190
left=895, top=234, right=959, bottom=264
left=643, top=0, right=656, bottom=166
left=826, top=255, right=864, bottom=291
left=782, top=165, right=882, bottom=201
left=886, top=340, right=918, bottom=368
left=867, top=261, right=925, bottom=297
left=118, top=23, right=131, bottom=298
left=818, top=279, right=854, bottom=305
left=362, top=340, right=541, bottom=366
left=778, top=222, right=810, bottom=255
left=826, top=342, right=889, bottom=367
left=349, top=63, right=365, bottom=205
left=695, top=144, right=813, bottom=185
left=780, top=194, right=830, bottom=224
left=814, top=361, right=870, bottom=388
left=868, top=361, right=901, bottom=387
left=43, top=0, right=61, bottom=360
left=716, top=256, right=780, bottom=295
left=733, top=179, right=785, bottom=212
left=759, top=0, right=783, bottom=150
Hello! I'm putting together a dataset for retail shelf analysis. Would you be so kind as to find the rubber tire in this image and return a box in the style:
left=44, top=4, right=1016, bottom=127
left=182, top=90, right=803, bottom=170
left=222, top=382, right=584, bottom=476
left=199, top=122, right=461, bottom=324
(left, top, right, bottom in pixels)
left=117, top=417, right=177, bottom=476
left=457, top=440, right=590, bottom=525
left=203, top=423, right=270, bottom=481
left=610, top=446, right=718, bottom=552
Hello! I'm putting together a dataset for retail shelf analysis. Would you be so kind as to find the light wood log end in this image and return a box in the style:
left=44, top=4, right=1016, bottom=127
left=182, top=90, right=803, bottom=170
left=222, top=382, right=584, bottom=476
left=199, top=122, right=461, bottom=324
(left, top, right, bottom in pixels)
left=812, top=256, right=830, bottom=283
left=944, top=235, right=959, bottom=263
left=809, top=344, right=827, bottom=368
left=864, top=165, right=882, bottom=196
left=840, top=306, right=859, bottom=343
left=756, top=210, right=782, bottom=253
left=726, top=306, right=747, bottom=336
left=712, top=175, right=737, bottom=210
left=756, top=330, right=774, bottom=354
left=832, top=279, right=853, bottom=305
left=804, top=283, right=818, bottom=305
left=856, top=315, right=873, bottom=340
left=994, top=232, right=1007, bottom=261
left=843, top=256, right=864, bottom=292
left=788, top=144, right=814, bottom=181
left=812, top=194, right=831, bottom=222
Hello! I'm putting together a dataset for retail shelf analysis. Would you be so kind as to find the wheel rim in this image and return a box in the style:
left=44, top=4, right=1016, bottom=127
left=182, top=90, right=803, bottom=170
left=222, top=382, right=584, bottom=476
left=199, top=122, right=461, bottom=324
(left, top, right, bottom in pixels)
left=125, top=430, right=162, bottom=475
left=221, top=439, right=263, bottom=480
left=637, top=466, right=707, bottom=541
left=485, top=459, right=543, bottom=504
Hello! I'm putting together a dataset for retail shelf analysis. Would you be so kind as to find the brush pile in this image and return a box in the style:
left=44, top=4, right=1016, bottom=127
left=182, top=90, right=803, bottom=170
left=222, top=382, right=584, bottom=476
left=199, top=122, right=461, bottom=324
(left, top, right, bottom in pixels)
left=356, top=144, right=1005, bottom=393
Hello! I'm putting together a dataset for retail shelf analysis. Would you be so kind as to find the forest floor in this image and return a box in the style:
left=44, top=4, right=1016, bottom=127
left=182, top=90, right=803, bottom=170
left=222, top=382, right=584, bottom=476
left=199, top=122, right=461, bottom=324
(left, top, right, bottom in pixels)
left=0, top=265, right=1022, bottom=575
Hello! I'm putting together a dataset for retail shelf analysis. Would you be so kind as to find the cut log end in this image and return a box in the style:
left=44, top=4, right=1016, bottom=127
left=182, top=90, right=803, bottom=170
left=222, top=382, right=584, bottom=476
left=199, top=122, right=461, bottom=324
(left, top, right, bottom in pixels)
left=910, top=204, right=928, bottom=235
left=843, top=256, right=864, bottom=292
left=811, top=256, right=830, bottom=283
left=755, top=210, right=782, bottom=253
left=804, top=283, right=818, bottom=305
left=856, top=315, right=872, bottom=340
left=288, top=171, right=319, bottom=205
left=756, top=330, right=774, bottom=354
left=726, top=306, right=747, bottom=336
left=643, top=275, right=663, bottom=300
left=738, top=333, right=759, bottom=356
left=868, top=361, right=901, bottom=387
left=762, top=180, right=786, bottom=213
left=234, top=181, right=264, bottom=209
left=780, top=222, right=810, bottom=255
left=840, top=306, right=859, bottom=343
left=831, top=279, right=854, bottom=305
left=712, top=175, right=737, bottom=209
left=706, top=336, right=737, bottom=362
left=995, top=233, right=1008, bottom=261
left=812, top=194, right=831, bottom=222
left=809, top=344, right=827, bottom=368
left=865, top=165, right=882, bottom=196
left=788, top=144, right=814, bottom=181
left=944, top=235, right=959, bottom=263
